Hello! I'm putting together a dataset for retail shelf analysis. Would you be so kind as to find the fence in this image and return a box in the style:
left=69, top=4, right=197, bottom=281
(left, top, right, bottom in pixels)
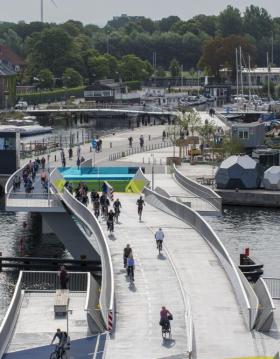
left=143, top=186, right=258, bottom=332
left=173, top=164, right=222, bottom=213
left=263, top=278, right=280, bottom=299
left=109, top=141, right=172, bottom=161
left=50, top=168, right=114, bottom=332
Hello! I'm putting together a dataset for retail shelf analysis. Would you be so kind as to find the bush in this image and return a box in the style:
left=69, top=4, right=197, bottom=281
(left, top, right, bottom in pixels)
left=124, top=81, right=141, bottom=91
left=18, top=86, right=85, bottom=104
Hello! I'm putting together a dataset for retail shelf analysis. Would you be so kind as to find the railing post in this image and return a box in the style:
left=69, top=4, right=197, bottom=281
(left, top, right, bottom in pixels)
left=0, top=252, right=2, bottom=272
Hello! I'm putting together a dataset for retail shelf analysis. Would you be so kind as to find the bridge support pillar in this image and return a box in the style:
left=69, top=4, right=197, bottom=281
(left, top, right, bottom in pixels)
left=42, top=217, right=54, bottom=234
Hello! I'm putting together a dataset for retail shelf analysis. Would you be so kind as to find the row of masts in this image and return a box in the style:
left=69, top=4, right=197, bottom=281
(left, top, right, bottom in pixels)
left=235, top=47, right=272, bottom=102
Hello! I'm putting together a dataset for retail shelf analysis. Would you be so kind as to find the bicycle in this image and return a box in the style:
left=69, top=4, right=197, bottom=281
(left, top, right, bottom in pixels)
left=49, top=344, right=67, bottom=359
left=161, top=320, right=172, bottom=340
left=114, top=208, right=120, bottom=223
left=94, top=208, right=100, bottom=219
left=107, top=220, right=114, bottom=233
left=157, top=240, right=163, bottom=255
left=138, top=206, right=143, bottom=221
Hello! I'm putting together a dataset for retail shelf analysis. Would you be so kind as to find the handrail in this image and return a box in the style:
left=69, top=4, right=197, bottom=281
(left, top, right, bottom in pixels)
left=173, top=164, right=222, bottom=213
left=50, top=168, right=114, bottom=331
left=5, top=161, right=28, bottom=196
left=0, top=272, right=23, bottom=358
left=143, top=186, right=257, bottom=332
left=109, top=141, right=172, bottom=161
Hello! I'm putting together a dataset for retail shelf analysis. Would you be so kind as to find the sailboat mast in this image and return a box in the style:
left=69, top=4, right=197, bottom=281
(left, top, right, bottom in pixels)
left=236, top=48, right=239, bottom=98
left=267, top=52, right=270, bottom=100
left=239, top=46, right=244, bottom=97
left=248, top=55, right=251, bottom=103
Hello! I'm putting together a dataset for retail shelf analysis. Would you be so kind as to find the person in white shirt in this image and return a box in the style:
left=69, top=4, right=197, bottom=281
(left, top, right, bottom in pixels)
left=155, top=228, right=164, bottom=249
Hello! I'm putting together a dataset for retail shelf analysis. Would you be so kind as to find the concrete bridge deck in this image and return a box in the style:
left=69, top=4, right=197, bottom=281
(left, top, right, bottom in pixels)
left=93, top=192, right=260, bottom=358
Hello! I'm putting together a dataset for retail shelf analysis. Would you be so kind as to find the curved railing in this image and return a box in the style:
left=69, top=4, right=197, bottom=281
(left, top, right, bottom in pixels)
left=0, top=272, right=23, bottom=358
left=173, top=164, right=222, bottom=213
left=50, top=168, right=114, bottom=331
left=143, top=186, right=259, bottom=331
left=5, top=162, right=27, bottom=196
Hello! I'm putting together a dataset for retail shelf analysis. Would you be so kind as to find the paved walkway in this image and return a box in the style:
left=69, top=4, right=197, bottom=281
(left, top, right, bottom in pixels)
left=93, top=193, right=188, bottom=359
left=91, top=191, right=264, bottom=358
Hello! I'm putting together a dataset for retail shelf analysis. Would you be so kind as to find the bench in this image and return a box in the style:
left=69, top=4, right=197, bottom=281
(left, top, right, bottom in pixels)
left=54, top=289, right=69, bottom=315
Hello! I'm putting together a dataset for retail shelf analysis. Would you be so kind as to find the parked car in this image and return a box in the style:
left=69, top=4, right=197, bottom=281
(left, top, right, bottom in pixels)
left=15, top=101, right=28, bottom=110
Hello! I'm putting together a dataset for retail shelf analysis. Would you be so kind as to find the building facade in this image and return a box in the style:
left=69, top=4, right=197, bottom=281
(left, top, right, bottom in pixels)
left=0, top=63, right=16, bottom=109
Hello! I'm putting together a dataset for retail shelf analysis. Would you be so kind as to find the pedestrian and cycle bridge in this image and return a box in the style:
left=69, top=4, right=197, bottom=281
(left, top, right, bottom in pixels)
left=2, top=146, right=280, bottom=358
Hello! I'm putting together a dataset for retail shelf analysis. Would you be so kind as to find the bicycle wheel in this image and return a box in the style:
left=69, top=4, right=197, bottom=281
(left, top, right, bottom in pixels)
left=49, top=351, right=58, bottom=359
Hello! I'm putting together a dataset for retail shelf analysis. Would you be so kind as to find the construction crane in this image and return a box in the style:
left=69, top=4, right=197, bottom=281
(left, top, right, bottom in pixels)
left=40, top=0, right=58, bottom=22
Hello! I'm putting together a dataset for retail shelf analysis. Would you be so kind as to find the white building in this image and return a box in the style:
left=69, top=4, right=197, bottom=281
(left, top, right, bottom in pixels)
left=220, top=67, right=280, bottom=86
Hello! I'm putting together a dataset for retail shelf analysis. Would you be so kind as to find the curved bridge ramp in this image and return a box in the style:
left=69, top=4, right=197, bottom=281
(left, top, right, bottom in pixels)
left=93, top=193, right=189, bottom=359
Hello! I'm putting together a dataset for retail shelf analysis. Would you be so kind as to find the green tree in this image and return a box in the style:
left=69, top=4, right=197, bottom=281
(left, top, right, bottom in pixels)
left=218, top=6, right=243, bottom=36
left=169, top=58, right=181, bottom=77
left=62, top=68, right=83, bottom=88
left=119, top=54, right=153, bottom=81
left=88, top=55, right=110, bottom=80
left=243, top=5, right=272, bottom=40
left=38, top=69, right=54, bottom=89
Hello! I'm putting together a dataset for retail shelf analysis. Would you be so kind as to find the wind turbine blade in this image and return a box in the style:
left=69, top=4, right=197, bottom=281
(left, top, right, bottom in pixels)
left=50, top=0, right=58, bottom=7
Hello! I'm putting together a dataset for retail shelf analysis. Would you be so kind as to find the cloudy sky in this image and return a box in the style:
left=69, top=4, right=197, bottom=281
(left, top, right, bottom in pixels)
left=1, top=0, right=279, bottom=25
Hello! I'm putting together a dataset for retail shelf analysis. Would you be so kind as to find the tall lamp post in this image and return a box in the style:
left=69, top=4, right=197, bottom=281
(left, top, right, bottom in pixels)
left=151, top=153, right=155, bottom=191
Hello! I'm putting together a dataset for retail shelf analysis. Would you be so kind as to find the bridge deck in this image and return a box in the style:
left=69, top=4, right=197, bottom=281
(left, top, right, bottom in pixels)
left=149, top=173, right=217, bottom=213
left=5, top=291, right=94, bottom=356
left=95, top=192, right=260, bottom=358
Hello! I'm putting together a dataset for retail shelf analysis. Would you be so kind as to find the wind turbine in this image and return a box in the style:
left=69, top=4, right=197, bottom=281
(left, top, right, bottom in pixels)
left=40, top=0, right=58, bottom=22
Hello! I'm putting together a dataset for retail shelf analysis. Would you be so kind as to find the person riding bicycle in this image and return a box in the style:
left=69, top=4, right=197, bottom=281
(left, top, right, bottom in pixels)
left=93, top=198, right=100, bottom=218
left=113, top=199, right=122, bottom=220
left=155, top=228, right=164, bottom=250
left=107, top=209, right=115, bottom=231
left=123, top=244, right=132, bottom=268
left=127, top=252, right=135, bottom=282
left=159, top=306, right=172, bottom=330
left=136, top=196, right=145, bottom=219
left=51, top=328, right=68, bottom=354
left=100, top=193, right=110, bottom=217
left=91, top=190, right=99, bottom=203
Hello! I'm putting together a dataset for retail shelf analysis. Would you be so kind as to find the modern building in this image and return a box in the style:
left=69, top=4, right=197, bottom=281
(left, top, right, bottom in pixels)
left=220, top=67, right=280, bottom=86
left=0, top=63, right=16, bottom=109
left=252, top=148, right=280, bottom=171
left=232, top=122, right=265, bottom=151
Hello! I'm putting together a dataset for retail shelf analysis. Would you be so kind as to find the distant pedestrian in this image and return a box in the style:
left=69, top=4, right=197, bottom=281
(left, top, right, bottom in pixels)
left=41, top=156, right=46, bottom=170
left=128, top=137, right=133, bottom=147
left=68, top=147, right=73, bottom=159
left=77, top=157, right=81, bottom=169
left=162, top=130, right=166, bottom=141
left=59, top=266, right=69, bottom=290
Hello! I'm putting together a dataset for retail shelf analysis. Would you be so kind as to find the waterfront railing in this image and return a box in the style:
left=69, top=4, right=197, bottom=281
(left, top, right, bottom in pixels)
left=173, top=164, right=222, bottom=213
left=109, top=141, right=172, bottom=161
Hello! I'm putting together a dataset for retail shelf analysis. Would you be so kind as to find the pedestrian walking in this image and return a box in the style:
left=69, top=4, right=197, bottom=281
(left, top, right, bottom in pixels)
left=59, top=265, right=69, bottom=290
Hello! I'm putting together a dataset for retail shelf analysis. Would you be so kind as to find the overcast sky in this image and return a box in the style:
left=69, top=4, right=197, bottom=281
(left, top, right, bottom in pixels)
left=1, top=0, right=280, bottom=26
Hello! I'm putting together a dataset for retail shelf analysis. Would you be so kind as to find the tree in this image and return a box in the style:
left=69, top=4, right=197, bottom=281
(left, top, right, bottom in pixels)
left=62, top=68, right=83, bottom=88
left=169, top=58, right=181, bottom=77
left=88, top=55, right=110, bottom=80
left=119, top=54, right=153, bottom=81
left=218, top=6, right=243, bottom=37
left=199, top=35, right=256, bottom=78
left=243, top=5, right=273, bottom=40
left=158, top=16, right=181, bottom=32
left=38, top=69, right=54, bottom=89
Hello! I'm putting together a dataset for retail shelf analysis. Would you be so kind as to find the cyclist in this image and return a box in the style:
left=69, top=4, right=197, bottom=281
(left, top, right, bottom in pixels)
left=51, top=328, right=68, bottom=356
left=107, top=209, right=115, bottom=232
left=91, top=190, right=99, bottom=203
left=159, top=306, right=172, bottom=330
left=100, top=193, right=110, bottom=218
left=93, top=198, right=100, bottom=219
left=127, top=253, right=135, bottom=282
left=136, top=196, right=145, bottom=220
left=155, top=228, right=164, bottom=250
left=113, top=199, right=122, bottom=222
left=123, top=244, right=132, bottom=268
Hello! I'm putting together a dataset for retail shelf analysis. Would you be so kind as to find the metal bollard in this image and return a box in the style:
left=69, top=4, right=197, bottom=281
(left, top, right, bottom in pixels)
left=54, top=155, right=56, bottom=162
left=110, top=142, right=112, bottom=148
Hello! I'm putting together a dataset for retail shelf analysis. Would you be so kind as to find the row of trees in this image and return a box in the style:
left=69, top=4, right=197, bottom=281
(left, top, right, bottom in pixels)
left=0, top=5, right=279, bottom=86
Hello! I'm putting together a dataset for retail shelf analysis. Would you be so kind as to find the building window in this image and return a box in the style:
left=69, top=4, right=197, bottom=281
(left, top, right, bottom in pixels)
left=239, top=130, right=249, bottom=139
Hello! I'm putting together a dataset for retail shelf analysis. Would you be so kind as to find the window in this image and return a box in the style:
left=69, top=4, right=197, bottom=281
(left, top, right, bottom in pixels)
left=238, top=130, right=249, bottom=139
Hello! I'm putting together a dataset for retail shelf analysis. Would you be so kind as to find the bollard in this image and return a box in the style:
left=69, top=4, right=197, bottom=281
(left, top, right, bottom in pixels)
left=0, top=252, right=2, bottom=272
left=90, top=146, right=92, bottom=152
left=110, top=142, right=112, bottom=148
left=54, top=155, right=56, bottom=162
